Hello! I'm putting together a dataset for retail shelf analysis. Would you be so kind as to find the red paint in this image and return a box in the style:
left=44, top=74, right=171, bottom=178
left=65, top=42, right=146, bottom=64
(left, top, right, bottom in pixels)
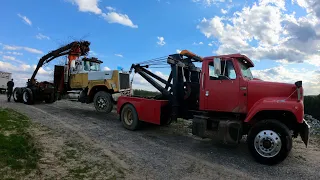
left=244, top=97, right=304, bottom=123
left=117, top=96, right=168, bottom=125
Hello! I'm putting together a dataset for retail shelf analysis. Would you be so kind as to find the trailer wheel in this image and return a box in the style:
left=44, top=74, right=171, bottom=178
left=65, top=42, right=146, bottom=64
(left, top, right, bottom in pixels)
left=22, top=88, right=34, bottom=105
left=247, top=119, right=292, bottom=165
left=121, top=104, right=141, bottom=130
left=93, top=91, right=113, bottom=113
left=13, top=88, right=23, bottom=102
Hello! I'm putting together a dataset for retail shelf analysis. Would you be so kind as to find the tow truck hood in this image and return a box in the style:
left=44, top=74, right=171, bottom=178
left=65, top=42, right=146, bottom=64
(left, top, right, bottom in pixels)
left=247, top=79, right=298, bottom=110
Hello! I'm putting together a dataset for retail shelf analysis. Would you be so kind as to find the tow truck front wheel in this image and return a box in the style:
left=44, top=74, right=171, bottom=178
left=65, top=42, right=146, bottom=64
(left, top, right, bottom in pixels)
left=247, top=119, right=292, bottom=165
left=120, top=104, right=141, bottom=130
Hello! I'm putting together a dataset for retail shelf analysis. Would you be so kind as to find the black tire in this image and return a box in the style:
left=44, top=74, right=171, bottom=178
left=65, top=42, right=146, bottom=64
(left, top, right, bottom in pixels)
left=247, top=119, right=292, bottom=165
left=13, top=88, right=23, bottom=102
left=120, top=104, right=141, bottom=130
left=22, top=88, right=34, bottom=105
left=93, top=91, right=113, bottom=113
left=45, top=93, right=55, bottom=104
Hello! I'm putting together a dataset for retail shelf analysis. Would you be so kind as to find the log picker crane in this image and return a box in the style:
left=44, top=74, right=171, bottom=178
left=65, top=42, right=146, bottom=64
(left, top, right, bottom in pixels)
left=13, top=41, right=90, bottom=104
left=117, top=50, right=310, bottom=165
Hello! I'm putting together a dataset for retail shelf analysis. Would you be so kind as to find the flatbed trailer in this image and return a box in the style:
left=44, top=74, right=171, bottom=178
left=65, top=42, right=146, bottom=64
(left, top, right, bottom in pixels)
left=116, top=50, right=310, bottom=165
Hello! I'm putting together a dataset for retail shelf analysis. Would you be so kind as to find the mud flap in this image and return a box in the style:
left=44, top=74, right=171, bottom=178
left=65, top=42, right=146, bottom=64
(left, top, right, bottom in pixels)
left=299, top=119, right=310, bottom=148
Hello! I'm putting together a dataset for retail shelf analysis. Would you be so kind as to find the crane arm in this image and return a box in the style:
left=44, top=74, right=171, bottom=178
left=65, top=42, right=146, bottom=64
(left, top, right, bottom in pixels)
left=30, top=40, right=90, bottom=82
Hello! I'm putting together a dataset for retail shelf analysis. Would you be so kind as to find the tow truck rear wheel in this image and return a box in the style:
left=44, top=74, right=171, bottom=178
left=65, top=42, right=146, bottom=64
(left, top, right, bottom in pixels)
left=247, top=119, right=292, bottom=165
left=22, top=88, right=34, bottom=105
left=93, top=91, right=113, bottom=114
left=120, top=104, right=141, bottom=130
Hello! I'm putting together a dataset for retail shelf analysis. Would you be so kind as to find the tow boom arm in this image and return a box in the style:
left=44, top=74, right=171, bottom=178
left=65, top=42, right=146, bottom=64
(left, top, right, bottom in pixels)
left=129, top=50, right=203, bottom=121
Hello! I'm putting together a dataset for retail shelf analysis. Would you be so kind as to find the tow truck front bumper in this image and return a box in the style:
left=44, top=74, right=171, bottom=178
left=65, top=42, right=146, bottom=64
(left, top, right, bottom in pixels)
left=299, top=119, right=310, bottom=148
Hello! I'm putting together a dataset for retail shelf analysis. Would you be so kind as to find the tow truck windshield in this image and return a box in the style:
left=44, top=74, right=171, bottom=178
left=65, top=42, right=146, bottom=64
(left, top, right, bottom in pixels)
left=238, top=58, right=253, bottom=80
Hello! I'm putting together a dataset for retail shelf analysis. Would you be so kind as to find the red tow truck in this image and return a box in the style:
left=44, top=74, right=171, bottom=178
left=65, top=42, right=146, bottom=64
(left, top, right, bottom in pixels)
left=116, top=50, right=310, bottom=165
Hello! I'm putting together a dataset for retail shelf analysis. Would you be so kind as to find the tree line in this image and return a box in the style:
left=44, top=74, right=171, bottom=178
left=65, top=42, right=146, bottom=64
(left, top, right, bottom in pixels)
left=304, top=94, right=320, bottom=120
left=133, top=89, right=320, bottom=120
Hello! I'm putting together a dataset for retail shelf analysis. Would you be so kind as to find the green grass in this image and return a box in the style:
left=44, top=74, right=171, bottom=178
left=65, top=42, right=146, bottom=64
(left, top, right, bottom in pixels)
left=0, top=108, right=39, bottom=175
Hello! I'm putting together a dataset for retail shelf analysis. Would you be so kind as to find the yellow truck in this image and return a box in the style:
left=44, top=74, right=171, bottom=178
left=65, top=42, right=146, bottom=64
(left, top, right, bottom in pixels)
left=54, top=56, right=131, bottom=113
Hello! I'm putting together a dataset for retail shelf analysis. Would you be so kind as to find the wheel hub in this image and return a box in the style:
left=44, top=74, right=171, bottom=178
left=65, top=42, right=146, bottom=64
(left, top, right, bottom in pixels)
left=97, top=97, right=106, bottom=109
left=254, top=130, right=282, bottom=158
left=124, top=109, right=133, bottom=125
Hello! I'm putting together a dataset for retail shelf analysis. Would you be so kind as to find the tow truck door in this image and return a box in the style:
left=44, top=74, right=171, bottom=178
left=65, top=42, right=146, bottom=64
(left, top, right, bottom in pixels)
left=204, top=59, right=240, bottom=112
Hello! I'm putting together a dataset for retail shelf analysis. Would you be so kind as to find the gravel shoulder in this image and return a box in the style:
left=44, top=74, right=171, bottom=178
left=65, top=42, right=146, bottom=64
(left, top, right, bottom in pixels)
left=1, top=95, right=320, bottom=180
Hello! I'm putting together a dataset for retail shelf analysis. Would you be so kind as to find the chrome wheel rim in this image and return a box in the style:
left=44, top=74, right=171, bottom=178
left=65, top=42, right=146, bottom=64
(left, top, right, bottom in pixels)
left=124, top=109, right=133, bottom=125
left=96, top=97, right=107, bottom=110
left=254, top=130, right=282, bottom=158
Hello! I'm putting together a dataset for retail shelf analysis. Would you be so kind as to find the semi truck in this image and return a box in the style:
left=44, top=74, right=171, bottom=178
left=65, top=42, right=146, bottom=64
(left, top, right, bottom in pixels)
left=0, top=71, right=12, bottom=94
left=116, top=50, right=310, bottom=165
left=13, top=41, right=130, bottom=113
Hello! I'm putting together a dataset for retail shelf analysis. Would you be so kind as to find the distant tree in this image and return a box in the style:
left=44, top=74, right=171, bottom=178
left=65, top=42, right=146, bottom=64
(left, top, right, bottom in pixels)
left=304, top=94, right=320, bottom=120
left=133, top=89, right=160, bottom=97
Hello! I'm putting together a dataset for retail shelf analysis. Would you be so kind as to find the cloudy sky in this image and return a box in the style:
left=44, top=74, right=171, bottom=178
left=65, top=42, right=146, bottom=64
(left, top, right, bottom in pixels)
left=0, top=0, right=319, bottom=95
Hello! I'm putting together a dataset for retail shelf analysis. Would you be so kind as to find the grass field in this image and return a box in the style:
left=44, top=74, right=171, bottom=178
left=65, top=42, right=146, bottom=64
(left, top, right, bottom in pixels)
left=0, top=108, right=40, bottom=179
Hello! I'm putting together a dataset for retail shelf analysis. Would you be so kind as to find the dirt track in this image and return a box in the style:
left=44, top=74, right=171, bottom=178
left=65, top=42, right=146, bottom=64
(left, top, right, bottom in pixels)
left=1, top=95, right=320, bottom=180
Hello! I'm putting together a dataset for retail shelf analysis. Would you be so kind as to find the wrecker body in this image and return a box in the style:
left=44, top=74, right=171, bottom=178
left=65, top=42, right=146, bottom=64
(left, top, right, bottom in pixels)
left=117, top=50, right=310, bottom=165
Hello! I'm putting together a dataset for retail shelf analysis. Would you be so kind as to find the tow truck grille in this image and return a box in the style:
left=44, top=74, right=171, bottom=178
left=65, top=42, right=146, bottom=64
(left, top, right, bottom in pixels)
left=119, top=73, right=130, bottom=89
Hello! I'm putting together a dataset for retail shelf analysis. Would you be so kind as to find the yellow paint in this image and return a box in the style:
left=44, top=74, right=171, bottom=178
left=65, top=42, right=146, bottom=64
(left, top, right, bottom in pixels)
left=69, top=73, right=88, bottom=89
left=86, top=70, right=121, bottom=95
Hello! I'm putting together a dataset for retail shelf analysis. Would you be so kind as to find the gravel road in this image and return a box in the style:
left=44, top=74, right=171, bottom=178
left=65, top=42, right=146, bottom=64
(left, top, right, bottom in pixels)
left=1, top=95, right=320, bottom=180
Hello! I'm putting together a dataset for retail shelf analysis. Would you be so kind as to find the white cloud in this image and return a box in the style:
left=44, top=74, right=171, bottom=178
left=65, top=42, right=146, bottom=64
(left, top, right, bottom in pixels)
left=103, top=66, right=111, bottom=71
left=193, top=41, right=204, bottom=45
left=157, top=37, right=166, bottom=46
left=176, top=49, right=182, bottom=53
left=23, top=47, right=43, bottom=54
left=102, top=12, right=138, bottom=28
left=292, top=0, right=320, bottom=18
left=252, top=66, right=320, bottom=95
left=68, top=0, right=102, bottom=14
left=2, top=55, right=24, bottom=64
left=0, top=61, right=52, bottom=87
left=221, top=9, right=228, bottom=14
left=196, top=0, right=320, bottom=64
left=106, top=6, right=115, bottom=11
left=115, top=54, right=123, bottom=57
left=2, top=55, right=15, bottom=61
left=67, top=0, right=137, bottom=28
left=6, top=52, right=23, bottom=56
left=192, top=0, right=226, bottom=7
left=17, top=13, right=32, bottom=26
left=36, top=33, right=50, bottom=40
left=2, top=44, right=43, bottom=54
left=208, top=43, right=213, bottom=46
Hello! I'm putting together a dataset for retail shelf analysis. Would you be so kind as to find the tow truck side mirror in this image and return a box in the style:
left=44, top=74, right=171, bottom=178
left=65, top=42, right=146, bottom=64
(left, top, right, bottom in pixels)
left=213, top=58, right=222, bottom=76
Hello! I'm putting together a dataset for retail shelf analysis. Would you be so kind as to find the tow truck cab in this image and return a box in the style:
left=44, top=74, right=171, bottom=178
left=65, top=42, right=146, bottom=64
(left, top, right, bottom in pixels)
left=117, top=52, right=310, bottom=165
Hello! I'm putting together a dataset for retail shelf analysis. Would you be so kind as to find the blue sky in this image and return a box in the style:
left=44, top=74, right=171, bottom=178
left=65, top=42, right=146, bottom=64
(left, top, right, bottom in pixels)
left=0, top=0, right=319, bottom=95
